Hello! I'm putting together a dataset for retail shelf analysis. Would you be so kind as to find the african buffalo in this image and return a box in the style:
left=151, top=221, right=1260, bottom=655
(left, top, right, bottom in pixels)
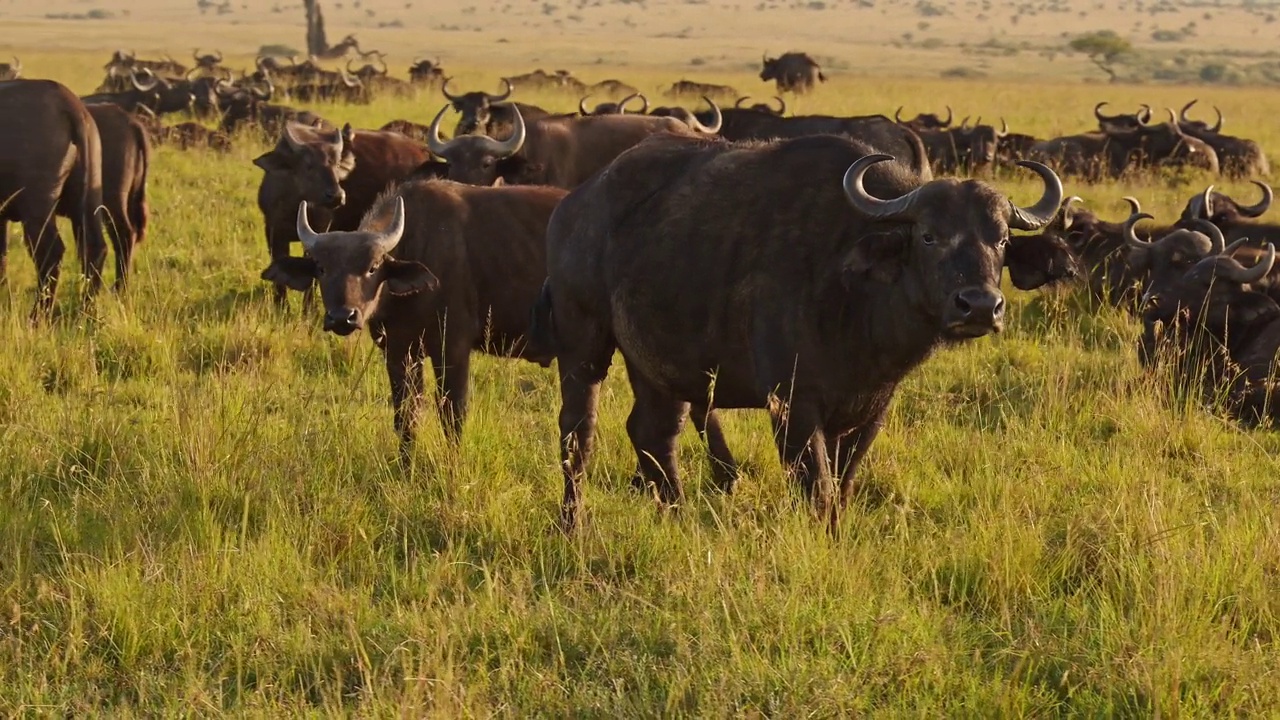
left=916, top=118, right=1008, bottom=175
left=424, top=104, right=702, bottom=188
left=664, top=79, right=739, bottom=102
left=76, top=104, right=150, bottom=289
left=252, top=122, right=432, bottom=305
left=1026, top=196, right=1151, bottom=307
left=260, top=181, right=566, bottom=458
left=408, top=58, right=446, bottom=87
left=578, top=93, right=648, bottom=116
left=647, top=96, right=724, bottom=134
left=0, top=79, right=108, bottom=317
left=587, top=79, right=639, bottom=97
left=441, top=78, right=551, bottom=139
left=1178, top=182, right=1278, bottom=243
left=894, top=106, right=952, bottom=131
left=1032, top=111, right=1219, bottom=180
left=1176, top=100, right=1271, bottom=179
left=529, top=133, right=1070, bottom=530
left=760, top=51, right=827, bottom=94
left=1093, top=101, right=1152, bottom=133
left=736, top=96, right=787, bottom=116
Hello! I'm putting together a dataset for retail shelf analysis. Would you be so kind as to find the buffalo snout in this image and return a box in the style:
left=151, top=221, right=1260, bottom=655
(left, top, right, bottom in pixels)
left=323, top=307, right=361, bottom=335
left=946, top=286, right=1005, bottom=336
left=322, top=187, right=347, bottom=209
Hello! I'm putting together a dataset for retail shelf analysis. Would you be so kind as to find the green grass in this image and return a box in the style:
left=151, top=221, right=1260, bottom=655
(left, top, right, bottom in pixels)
left=3, top=57, right=1280, bottom=716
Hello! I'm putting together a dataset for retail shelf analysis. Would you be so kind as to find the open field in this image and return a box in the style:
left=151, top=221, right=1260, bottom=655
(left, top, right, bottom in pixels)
left=6, top=8, right=1280, bottom=715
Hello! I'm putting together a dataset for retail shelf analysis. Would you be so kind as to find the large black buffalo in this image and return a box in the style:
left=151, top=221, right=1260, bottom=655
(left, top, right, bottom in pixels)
left=529, top=133, right=1071, bottom=530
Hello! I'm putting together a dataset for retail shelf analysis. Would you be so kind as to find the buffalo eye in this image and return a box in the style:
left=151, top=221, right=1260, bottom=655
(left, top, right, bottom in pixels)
left=921, top=233, right=936, bottom=246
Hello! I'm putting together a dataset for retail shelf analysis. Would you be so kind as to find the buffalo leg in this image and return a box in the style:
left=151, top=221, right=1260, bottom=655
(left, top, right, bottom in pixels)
left=629, top=403, right=739, bottom=493
left=625, top=370, right=687, bottom=509
left=22, top=212, right=65, bottom=320
left=832, top=405, right=889, bottom=513
left=555, top=348, right=614, bottom=531
left=102, top=211, right=133, bottom=292
left=386, top=333, right=427, bottom=465
left=73, top=212, right=107, bottom=297
left=769, top=402, right=836, bottom=524
left=430, top=343, right=471, bottom=445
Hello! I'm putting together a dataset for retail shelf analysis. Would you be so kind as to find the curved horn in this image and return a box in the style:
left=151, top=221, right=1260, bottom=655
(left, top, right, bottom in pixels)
left=130, top=69, right=159, bottom=92
left=441, top=77, right=460, bottom=102
left=688, top=96, right=722, bottom=134
left=1180, top=99, right=1197, bottom=124
left=894, top=105, right=904, bottom=123
left=942, top=105, right=953, bottom=127
left=487, top=104, right=526, bottom=158
left=283, top=122, right=308, bottom=153
left=193, top=48, right=202, bottom=63
left=346, top=58, right=358, bottom=74
left=1124, top=212, right=1156, bottom=249
left=297, top=201, right=321, bottom=252
left=997, top=117, right=1009, bottom=137
left=773, top=96, right=786, bottom=115
left=736, top=96, right=751, bottom=109
left=842, top=154, right=919, bottom=221
left=374, top=196, right=406, bottom=254
left=1137, top=104, right=1153, bottom=125
left=1210, top=106, right=1223, bottom=133
left=618, top=93, right=646, bottom=114
left=1201, top=184, right=1216, bottom=218
left=12, top=56, right=20, bottom=73
left=1062, top=195, right=1083, bottom=231
left=960, top=115, right=971, bottom=130
left=1094, top=101, right=1111, bottom=122
left=1191, top=219, right=1226, bottom=255
left=426, top=104, right=455, bottom=157
left=255, top=55, right=267, bottom=71
left=578, top=95, right=592, bottom=115
left=1008, top=161, right=1066, bottom=231
left=214, top=49, right=223, bottom=62
left=1223, top=236, right=1257, bottom=255
left=489, top=77, right=513, bottom=102
left=1165, top=108, right=1184, bottom=135
left=1240, top=181, right=1273, bottom=218
left=1216, top=243, right=1276, bottom=284
left=1122, top=195, right=1142, bottom=216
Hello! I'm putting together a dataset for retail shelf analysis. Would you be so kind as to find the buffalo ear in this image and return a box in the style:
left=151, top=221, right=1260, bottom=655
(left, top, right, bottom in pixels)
left=253, top=150, right=291, bottom=172
left=383, top=258, right=440, bottom=296
left=841, top=232, right=905, bottom=288
left=261, top=256, right=317, bottom=291
left=1005, top=233, right=1080, bottom=291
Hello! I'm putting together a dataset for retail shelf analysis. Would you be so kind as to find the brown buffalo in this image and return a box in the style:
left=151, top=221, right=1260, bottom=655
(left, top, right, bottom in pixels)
left=736, top=96, right=787, bottom=116
left=760, top=51, right=827, bottom=94
left=75, top=104, right=150, bottom=289
left=260, top=180, right=567, bottom=458
left=1176, top=99, right=1271, bottom=179
left=529, top=133, right=1069, bottom=530
left=894, top=105, right=952, bottom=131
left=578, top=93, right=648, bottom=116
left=1032, top=110, right=1219, bottom=181
left=424, top=104, right=701, bottom=188
left=0, top=80, right=108, bottom=317
left=253, top=122, right=432, bottom=305
left=1093, top=101, right=1153, bottom=133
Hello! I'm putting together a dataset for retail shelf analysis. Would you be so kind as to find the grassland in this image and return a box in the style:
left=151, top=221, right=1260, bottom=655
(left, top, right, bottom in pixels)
left=4, top=35, right=1280, bottom=718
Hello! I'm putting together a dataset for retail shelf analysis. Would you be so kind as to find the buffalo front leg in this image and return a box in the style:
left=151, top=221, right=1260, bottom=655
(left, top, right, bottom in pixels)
left=429, top=343, right=471, bottom=445
left=832, top=405, right=889, bottom=512
left=625, top=369, right=688, bottom=510
left=692, top=405, right=738, bottom=493
left=769, top=399, right=836, bottom=525
left=386, top=334, right=427, bottom=466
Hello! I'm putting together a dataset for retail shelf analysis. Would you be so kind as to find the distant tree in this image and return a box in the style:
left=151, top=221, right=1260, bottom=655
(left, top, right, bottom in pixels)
left=1069, top=30, right=1132, bottom=82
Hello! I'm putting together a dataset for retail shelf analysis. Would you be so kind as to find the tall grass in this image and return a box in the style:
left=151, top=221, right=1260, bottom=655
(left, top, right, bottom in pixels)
left=2, top=53, right=1280, bottom=715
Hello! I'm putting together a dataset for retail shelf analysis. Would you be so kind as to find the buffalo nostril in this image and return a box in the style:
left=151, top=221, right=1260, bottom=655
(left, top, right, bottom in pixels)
left=954, top=294, right=973, bottom=316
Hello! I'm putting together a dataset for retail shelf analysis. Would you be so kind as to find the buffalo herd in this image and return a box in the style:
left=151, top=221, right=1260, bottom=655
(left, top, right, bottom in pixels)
left=1, top=47, right=1277, bottom=530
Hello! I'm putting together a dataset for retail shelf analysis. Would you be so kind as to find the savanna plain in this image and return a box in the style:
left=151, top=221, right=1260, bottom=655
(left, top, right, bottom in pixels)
left=5, top=0, right=1280, bottom=715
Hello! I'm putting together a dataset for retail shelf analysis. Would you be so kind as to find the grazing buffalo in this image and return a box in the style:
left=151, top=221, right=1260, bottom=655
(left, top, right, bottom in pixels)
left=1093, top=102, right=1152, bottom=133
left=1139, top=240, right=1279, bottom=424
left=894, top=106, right=952, bottom=131
left=441, top=78, right=551, bottom=139
left=1032, top=111, right=1219, bottom=180
left=1176, top=100, right=1271, bottom=179
left=0, top=57, right=20, bottom=81
left=735, top=96, right=787, bottom=116
left=260, top=181, right=567, bottom=458
left=252, top=122, right=432, bottom=305
left=77, top=104, right=150, bottom=289
left=760, top=51, right=827, bottom=94
left=424, top=104, right=702, bottom=188
left=529, top=133, right=1070, bottom=530
left=578, top=93, right=648, bottom=116
left=0, top=80, right=107, bottom=317
left=664, top=79, right=739, bottom=102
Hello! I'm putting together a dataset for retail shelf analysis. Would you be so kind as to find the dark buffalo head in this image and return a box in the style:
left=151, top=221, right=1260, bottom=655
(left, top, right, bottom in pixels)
left=894, top=105, right=953, bottom=130
left=1178, top=181, right=1273, bottom=227
left=346, top=55, right=388, bottom=82
left=1178, top=99, right=1223, bottom=134
left=578, top=92, right=648, bottom=116
left=1094, top=101, right=1153, bottom=133
left=1123, top=214, right=1234, bottom=308
left=734, top=95, right=786, bottom=115
left=409, top=57, right=445, bottom=84
left=648, top=96, right=723, bottom=134
left=953, top=117, right=1008, bottom=169
left=425, top=104, right=527, bottom=186
left=253, top=122, right=357, bottom=209
left=842, top=155, right=1066, bottom=338
left=264, top=197, right=439, bottom=336
left=442, top=77, right=514, bottom=135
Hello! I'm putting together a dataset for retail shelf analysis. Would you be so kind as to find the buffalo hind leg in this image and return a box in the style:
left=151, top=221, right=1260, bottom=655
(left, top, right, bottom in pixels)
left=556, top=347, right=614, bottom=532
left=386, top=333, right=427, bottom=466
left=629, top=404, right=739, bottom=494
left=430, top=342, right=471, bottom=445
left=625, top=369, right=687, bottom=511
left=833, top=407, right=889, bottom=513
left=23, top=214, right=65, bottom=320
